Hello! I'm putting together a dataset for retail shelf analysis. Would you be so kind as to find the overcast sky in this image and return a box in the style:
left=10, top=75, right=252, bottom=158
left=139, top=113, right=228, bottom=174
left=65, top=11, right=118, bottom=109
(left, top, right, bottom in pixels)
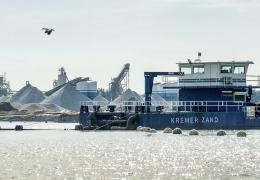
left=1, top=0, right=260, bottom=93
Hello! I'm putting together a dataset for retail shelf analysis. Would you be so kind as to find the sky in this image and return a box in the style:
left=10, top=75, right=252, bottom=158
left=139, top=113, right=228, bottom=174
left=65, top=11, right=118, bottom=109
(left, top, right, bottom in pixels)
left=1, top=0, right=260, bottom=93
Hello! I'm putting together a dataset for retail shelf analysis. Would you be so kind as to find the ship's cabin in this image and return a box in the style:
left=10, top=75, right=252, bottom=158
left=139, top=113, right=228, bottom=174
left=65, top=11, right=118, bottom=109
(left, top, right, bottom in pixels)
left=177, top=60, right=253, bottom=103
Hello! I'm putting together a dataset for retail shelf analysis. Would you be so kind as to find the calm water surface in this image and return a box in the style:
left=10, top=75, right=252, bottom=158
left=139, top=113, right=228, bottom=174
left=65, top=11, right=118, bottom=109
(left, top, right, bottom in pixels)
left=0, top=122, right=260, bottom=179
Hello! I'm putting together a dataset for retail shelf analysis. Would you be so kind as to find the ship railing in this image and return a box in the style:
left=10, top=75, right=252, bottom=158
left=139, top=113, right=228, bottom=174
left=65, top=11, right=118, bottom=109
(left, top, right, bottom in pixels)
left=80, top=100, right=246, bottom=113
left=177, top=77, right=249, bottom=88
left=168, top=101, right=245, bottom=113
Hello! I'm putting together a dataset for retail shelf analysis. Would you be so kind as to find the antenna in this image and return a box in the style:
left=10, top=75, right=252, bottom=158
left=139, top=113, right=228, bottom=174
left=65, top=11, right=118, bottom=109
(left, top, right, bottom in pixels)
left=198, top=52, right=202, bottom=59
left=195, top=52, right=202, bottom=62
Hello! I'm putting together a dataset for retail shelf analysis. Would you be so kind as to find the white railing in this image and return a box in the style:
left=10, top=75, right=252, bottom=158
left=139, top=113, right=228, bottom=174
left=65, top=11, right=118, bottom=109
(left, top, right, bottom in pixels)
left=80, top=100, right=246, bottom=113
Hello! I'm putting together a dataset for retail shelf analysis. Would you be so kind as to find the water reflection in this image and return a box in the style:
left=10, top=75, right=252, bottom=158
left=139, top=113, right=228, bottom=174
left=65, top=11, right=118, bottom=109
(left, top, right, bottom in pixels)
left=0, top=122, right=260, bottom=179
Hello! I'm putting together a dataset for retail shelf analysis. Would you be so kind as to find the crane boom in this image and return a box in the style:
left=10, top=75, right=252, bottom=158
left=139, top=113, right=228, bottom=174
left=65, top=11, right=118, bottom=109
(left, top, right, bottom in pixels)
left=109, top=63, right=130, bottom=100
left=144, top=72, right=184, bottom=112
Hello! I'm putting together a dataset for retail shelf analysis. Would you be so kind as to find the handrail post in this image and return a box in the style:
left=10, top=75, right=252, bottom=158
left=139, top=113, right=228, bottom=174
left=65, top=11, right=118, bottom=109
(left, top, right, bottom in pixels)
left=226, top=101, right=227, bottom=112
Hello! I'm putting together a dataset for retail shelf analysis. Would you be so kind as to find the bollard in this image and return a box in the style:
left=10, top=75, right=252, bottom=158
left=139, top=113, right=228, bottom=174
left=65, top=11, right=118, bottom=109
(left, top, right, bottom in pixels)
left=15, top=125, right=23, bottom=131
left=189, top=129, right=199, bottom=136
left=163, top=128, right=172, bottom=133
left=217, top=130, right=226, bottom=136
left=173, top=128, right=182, bottom=134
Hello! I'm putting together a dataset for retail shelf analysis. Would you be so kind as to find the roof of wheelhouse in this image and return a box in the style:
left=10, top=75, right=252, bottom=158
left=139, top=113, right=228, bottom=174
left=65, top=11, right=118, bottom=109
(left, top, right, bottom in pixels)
left=177, top=60, right=254, bottom=65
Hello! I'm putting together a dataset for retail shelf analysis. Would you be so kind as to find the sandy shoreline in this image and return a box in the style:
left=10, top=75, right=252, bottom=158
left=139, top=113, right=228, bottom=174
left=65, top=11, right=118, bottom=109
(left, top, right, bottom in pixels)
left=0, top=112, right=79, bottom=123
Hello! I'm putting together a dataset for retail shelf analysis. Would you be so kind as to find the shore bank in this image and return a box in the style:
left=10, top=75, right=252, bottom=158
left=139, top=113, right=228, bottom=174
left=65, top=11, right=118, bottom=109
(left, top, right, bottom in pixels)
left=0, top=112, right=79, bottom=123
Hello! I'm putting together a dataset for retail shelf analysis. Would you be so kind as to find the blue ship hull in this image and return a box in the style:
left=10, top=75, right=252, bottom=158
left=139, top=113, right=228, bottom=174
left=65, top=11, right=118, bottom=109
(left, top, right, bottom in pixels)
left=138, top=112, right=260, bottom=130
left=79, top=111, right=260, bottom=130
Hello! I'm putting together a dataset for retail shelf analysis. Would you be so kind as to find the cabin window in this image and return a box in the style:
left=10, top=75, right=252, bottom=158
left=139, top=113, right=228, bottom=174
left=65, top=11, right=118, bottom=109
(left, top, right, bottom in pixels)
left=194, top=65, right=205, bottom=74
left=180, top=67, right=192, bottom=74
left=234, top=66, right=245, bottom=74
left=233, top=92, right=246, bottom=102
left=221, top=65, right=232, bottom=73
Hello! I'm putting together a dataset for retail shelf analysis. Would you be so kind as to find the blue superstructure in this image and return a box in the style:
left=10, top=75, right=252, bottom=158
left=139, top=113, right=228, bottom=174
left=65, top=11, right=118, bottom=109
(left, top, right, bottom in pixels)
left=79, top=57, right=260, bottom=130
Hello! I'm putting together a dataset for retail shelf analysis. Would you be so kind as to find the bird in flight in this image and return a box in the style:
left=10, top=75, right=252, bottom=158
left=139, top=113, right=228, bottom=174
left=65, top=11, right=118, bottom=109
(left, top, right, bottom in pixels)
left=42, top=28, right=55, bottom=35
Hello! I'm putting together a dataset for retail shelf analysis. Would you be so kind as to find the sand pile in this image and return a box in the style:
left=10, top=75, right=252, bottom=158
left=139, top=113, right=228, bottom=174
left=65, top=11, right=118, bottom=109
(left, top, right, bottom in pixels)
left=151, top=93, right=168, bottom=105
left=111, top=89, right=143, bottom=105
left=93, top=94, right=109, bottom=106
left=0, top=95, right=10, bottom=103
left=42, top=84, right=93, bottom=111
left=10, top=84, right=45, bottom=104
left=0, top=102, right=17, bottom=111
left=19, top=103, right=69, bottom=113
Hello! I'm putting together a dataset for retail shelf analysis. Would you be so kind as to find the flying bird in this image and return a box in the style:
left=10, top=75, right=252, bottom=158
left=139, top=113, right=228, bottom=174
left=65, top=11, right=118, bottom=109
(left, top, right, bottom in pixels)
left=42, top=28, right=55, bottom=35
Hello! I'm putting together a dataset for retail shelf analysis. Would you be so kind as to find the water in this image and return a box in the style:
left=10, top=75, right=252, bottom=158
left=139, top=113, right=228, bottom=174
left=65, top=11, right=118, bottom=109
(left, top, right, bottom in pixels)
left=1, top=122, right=260, bottom=179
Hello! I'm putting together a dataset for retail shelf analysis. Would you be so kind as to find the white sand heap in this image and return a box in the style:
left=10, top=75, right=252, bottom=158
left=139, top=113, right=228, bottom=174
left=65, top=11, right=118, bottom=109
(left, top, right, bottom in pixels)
left=111, top=89, right=143, bottom=105
left=93, top=94, right=109, bottom=106
left=10, top=84, right=45, bottom=104
left=42, top=84, right=93, bottom=112
left=19, top=103, right=70, bottom=114
left=141, top=93, right=170, bottom=111
left=0, top=95, right=10, bottom=103
left=151, top=93, right=168, bottom=104
left=141, top=93, right=168, bottom=104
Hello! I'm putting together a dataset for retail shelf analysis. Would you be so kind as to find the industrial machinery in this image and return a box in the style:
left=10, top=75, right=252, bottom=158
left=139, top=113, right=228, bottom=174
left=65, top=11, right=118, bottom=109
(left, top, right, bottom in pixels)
left=45, top=77, right=91, bottom=96
left=109, top=63, right=130, bottom=100
left=144, top=72, right=184, bottom=112
left=46, top=67, right=94, bottom=97
left=0, top=73, right=11, bottom=96
left=53, top=67, right=69, bottom=88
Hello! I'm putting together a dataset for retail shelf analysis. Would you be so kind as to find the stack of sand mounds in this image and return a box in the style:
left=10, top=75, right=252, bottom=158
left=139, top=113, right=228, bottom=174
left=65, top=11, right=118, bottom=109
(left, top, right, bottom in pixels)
left=0, top=102, right=17, bottom=111
left=0, top=95, right=10, bottom=103
left=19, top=103, right=69, bottom=114
left=151, top=93, right=168, bottom=105
left=111, top=89, right=143, bottom=105
left=93, top=94, right=109, bottom=106
left=10, top=84, right=45, bottom=104
left=42, top=84, right=93, bottom=112
left=141, top=93, right=168, bottom=104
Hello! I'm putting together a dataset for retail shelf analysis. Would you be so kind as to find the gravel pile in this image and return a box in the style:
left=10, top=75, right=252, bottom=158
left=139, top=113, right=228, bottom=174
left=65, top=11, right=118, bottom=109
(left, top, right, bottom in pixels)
left=10, top=84, right=45, bottom=104
left=151, top=93, right=168, bottom=105
left=42, top=84, right=93, bottom=112
left=0, top=95, right=10, bottom=103
left=93, top=94, right=109, bottom=106
left=111, top=89, right=143, bottom=105
left=0, top=102, right=17, bottom=111
left=19, top=103, right=69, bottom=113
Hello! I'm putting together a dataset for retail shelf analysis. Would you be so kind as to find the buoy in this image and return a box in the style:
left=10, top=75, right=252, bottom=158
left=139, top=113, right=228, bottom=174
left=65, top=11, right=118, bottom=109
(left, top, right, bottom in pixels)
left=172, top=128, right=182, bottom=134
left=150, top=129, right=157, bottom=133
left=189, top=129, right=199, bottom=136
left=75, top=125, right=83, bottom=130
left=141, top=127, right=151, bottom=132
left=217, top=130, right=226, bottom=136
left=163, top=128, right=172, bottom=133
left=237, top=131, right=247, bottom=137
left=144, top=132, right=152, bottom=136
left=15, top=125, right=23, bottom=131
left=136, top=126, right=143, bottom=131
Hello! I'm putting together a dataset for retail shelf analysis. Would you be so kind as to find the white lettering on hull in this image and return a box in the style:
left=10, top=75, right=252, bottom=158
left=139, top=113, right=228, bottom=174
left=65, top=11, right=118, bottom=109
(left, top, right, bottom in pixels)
left=170, top=116, right=219, bottom=124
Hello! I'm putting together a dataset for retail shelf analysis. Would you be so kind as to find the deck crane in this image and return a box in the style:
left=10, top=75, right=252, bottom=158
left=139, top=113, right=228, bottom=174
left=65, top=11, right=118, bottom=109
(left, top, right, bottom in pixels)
left=109, top=63, right=130, bottom=100
left=144, top=72, right=184, bottom=112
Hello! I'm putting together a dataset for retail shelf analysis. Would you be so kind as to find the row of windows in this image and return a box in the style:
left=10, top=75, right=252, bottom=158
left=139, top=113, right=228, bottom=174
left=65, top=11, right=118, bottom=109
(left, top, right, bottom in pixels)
left=220, top=65, right=245, bottom=74
left=180, top=65, right=245, bottom=75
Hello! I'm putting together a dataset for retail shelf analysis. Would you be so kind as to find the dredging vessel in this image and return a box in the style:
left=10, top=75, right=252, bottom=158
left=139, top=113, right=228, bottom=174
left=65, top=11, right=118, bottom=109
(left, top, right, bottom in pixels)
left=79, top=56, right=260, bottom=130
